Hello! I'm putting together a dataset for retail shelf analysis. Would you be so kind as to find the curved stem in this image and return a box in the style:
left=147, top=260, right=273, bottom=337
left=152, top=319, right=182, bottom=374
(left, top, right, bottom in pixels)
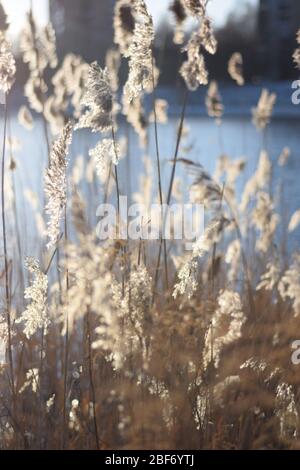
left=1, top=93, right=15, bottom=408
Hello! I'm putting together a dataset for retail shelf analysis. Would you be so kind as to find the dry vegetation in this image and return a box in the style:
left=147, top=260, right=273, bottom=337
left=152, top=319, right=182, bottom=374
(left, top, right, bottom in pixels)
left=0, top=0, right=300, bottom=450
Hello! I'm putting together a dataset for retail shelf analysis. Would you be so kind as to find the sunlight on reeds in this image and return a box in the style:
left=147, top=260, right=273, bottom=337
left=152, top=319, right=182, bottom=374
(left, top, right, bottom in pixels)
left=0, top=0, right=300, bottom=450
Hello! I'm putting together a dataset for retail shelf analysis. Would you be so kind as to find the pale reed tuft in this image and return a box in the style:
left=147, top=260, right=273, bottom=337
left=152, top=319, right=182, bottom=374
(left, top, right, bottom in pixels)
left=173, top=216, right=229, bottom=299
left=18, top=105, right=34, bottom=131
left=240, top=150, right=271, bottom=212
left=276, top=383, right=298, bottom=438
left=76, top=63, right=113, bottom=133
left=278, top=146, right=290, bottom=166
left=180, top=33, right=208, bottom=91
left=19, top=368, right=40, bottom=394
left=203, top=289, right=245, bottom=368
left=251, top=191, right=279, bottom=254
left=256, top=261, right=280, bottom=292
left=111, top=265, right=153, bottom=368
left=123, top=0, right=157, bottom=103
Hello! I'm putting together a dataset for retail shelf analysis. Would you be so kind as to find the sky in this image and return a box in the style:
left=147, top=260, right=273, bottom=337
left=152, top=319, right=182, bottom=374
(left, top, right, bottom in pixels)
left=2, top=0, right=258, bottom=36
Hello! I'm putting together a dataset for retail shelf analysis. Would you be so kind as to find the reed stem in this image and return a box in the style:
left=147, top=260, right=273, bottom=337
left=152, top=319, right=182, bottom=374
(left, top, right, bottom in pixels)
left=151, top=56, right=169, bottom=291
left=86, top=306, right=100, bottom=450
left=62, top=209, right=70, bottom=449
left=153, top=88, right=188, bottom=301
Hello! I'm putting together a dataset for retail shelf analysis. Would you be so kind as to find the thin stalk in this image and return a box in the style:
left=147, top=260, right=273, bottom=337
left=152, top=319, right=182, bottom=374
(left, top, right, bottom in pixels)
left=86, top=306, right=100, bottom=450
left=1, top=93, right=15, bottom=409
